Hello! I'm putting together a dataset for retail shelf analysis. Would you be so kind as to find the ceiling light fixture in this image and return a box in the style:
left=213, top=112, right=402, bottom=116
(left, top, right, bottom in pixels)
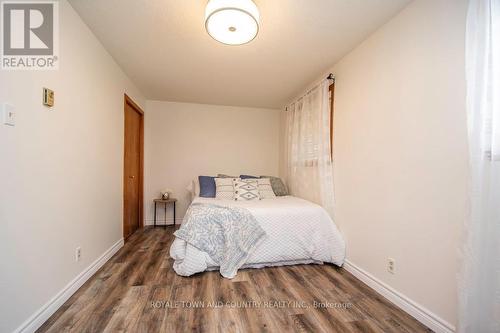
left=205, top=0, right=260, bottom=45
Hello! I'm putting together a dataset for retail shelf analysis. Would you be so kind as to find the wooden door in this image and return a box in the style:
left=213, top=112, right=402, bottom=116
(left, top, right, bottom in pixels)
left=123, top=95, right=144, bottom=240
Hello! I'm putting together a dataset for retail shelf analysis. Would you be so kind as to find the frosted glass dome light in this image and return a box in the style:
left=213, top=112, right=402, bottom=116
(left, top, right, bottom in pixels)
left=205, top=0, right=260, bottom=45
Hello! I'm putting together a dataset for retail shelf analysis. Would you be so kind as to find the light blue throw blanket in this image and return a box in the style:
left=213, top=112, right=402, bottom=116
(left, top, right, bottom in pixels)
left=174, top=203, right=266, bottom=278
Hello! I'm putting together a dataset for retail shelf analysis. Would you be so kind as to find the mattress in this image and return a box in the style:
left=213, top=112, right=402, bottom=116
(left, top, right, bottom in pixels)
left=170, top=196, right=346, bottom=277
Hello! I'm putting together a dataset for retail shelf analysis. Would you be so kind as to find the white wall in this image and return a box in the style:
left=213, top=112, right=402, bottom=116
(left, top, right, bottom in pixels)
left=0, top=1, right=144, bottom=332
left=328, top=0, right=468, bottom=328
left=145, top=101, right=280, bottom=224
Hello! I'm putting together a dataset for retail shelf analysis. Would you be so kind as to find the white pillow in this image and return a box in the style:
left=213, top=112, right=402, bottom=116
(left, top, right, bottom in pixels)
left=233, top=178, right=260, bottom=201
left=186, top=178, right=200, bottom=201
left=257, top=178, right=276, bottom=199
left=194, top=179, right=200, bottom=197
left=215, top=177, right=236, bottom=200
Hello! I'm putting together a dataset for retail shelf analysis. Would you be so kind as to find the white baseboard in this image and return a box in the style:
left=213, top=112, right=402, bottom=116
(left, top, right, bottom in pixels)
left=14, top=238, right=124, bottom=333
left=343, top=260, right=455, bottom=333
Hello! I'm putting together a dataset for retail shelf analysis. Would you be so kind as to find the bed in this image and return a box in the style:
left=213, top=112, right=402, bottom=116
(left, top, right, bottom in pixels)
left=170, top=195, right=346, bottom=278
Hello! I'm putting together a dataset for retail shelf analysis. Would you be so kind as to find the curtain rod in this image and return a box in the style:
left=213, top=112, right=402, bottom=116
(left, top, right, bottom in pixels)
left=285, top=73, right=335, bottom=111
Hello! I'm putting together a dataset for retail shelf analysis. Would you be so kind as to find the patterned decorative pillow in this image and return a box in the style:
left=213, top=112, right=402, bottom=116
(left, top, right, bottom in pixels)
left=233, top=178, right=260, bottom=201
left=257, top=178, right=276, bottom=199
left=215, top=177, right=237, bottom=200
left=260, top=176, right=289, bottom=196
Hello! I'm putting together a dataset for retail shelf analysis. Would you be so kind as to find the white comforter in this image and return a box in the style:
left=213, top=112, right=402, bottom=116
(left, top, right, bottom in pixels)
left=170, top=196, right=346, bottom=277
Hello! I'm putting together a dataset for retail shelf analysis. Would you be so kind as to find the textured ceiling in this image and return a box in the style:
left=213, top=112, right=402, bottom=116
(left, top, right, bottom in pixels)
left=69, top=0, right=411, bottom=108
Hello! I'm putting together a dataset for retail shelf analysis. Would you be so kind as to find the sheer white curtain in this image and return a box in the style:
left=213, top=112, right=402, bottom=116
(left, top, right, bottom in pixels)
left=459, top=0, right=500, bottom=332
left=285, top=79, right=335, bottom=217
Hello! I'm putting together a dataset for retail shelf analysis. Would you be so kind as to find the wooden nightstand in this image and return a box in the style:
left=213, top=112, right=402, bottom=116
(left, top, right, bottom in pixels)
left=153, top=198, right=177, bottom=227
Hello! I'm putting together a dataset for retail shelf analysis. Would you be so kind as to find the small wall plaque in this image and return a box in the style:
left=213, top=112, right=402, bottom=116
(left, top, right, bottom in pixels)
left=43, top=88, right=54, bottom=107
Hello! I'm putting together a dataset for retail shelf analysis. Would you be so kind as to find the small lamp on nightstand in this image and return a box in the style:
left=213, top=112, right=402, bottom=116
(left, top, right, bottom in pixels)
left=161, top=188, right=173, bottom=200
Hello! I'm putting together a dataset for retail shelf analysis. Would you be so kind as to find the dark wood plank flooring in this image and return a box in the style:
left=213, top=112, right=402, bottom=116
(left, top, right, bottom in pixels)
left=38, top=227, right=431, bottom=333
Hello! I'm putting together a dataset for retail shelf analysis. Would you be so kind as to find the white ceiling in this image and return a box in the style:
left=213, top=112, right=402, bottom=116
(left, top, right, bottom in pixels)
left=68, top=0, right=411, bottom=109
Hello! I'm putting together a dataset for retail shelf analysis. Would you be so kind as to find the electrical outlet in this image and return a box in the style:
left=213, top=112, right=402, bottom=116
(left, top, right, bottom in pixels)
left=387, top=258, right=395, bottom=274
left=75, top=247, right=82, bottom=262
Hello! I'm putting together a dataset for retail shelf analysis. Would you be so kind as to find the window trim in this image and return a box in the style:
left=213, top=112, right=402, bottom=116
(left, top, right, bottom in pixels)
left=329, top=81, right=335, bottom=159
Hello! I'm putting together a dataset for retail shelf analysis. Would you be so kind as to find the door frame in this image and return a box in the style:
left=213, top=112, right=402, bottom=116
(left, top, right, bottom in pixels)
left=123, top=94, right=144, bottom=239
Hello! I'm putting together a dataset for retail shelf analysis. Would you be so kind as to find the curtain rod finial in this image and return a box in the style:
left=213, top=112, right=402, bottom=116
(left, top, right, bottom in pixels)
left=327, top=73, right=335, bottom=80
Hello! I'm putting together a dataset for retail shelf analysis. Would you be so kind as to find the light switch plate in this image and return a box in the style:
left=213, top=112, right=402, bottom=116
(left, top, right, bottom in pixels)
left=43, top=88, right=54, bottom=107
left=3, top=103, right=15, bottom=126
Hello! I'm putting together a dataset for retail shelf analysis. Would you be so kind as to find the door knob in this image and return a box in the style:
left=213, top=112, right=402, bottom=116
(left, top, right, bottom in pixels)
left=129, top=176, right=135, bottom=179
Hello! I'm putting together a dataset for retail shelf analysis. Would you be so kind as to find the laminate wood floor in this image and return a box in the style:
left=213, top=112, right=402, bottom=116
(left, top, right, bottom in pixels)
left=38, top=227, right=431, bottom=333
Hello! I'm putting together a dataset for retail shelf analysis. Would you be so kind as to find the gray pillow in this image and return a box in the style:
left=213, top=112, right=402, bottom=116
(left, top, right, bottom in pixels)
left=260, top=176, right=288, bottom=196
left=217, top=174, right=237, bottom=178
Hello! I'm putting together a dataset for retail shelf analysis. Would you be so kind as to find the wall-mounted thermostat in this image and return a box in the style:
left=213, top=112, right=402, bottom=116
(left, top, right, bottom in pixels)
left=43, top=88, right=54, bottom=107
